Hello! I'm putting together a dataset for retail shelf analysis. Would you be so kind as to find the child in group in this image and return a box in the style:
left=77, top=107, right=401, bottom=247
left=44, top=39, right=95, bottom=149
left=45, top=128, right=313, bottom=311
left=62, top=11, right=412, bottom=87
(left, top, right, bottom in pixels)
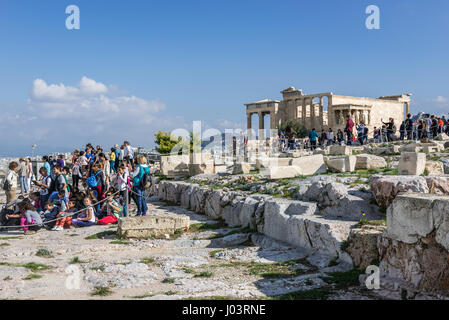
left=72, top=196, right=96, bottom=228
left=18, top=200, right=43, bottom=235
left=42, top=201, right=59, bottom=230
left=116, top=164, right=129, bottom=217
left=90, top=164, right=105, bottom=200
left=62, top=166, right=72, bottom=198
left=97, top=188, right=122, bottom=225
left=73, top=191, right=86, bottom=211
left=49, top=189, right=69, bottom=213
left=35, top=167, right=52, bottom=206
left=29, top=192, right=42, bottom=211
left=52, top=200, right=77, bottom=231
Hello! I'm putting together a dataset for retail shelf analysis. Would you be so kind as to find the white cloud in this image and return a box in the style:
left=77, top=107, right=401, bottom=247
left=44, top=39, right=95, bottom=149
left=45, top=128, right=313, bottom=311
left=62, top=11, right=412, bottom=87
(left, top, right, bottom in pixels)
left=79, top=76, right=108, bottom=95
left=435, top=96, right=447, bottom=104
left=27, top=76, right=165, bottom=123
left=30, top=78, right=79, bottom=102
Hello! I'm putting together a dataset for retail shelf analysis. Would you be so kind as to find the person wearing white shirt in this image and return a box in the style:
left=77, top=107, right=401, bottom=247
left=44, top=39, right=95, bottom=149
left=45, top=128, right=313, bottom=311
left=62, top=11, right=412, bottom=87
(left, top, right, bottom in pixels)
left=5, top=162, right=19, bottom=208
left=123, top=141, right=134, bottom=164
left=116, top=164, right=129, bottom=217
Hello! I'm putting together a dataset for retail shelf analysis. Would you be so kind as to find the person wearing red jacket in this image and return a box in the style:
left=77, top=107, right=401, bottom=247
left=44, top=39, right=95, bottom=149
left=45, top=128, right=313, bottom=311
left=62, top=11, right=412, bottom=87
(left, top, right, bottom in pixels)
left=345, top=114, right=354, bottom=145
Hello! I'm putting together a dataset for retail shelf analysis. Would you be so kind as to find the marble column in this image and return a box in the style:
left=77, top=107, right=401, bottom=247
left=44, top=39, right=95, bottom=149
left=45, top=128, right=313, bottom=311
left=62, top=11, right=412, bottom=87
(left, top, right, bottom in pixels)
left=319, top=96, right=324, bottom=129
left=310, top=98, right=316, bottom=128
left=247, top=114, right=252, bottom=140
left=258, top=112, right=264, bottom=140
left=301, top=99, right=306, bottom=127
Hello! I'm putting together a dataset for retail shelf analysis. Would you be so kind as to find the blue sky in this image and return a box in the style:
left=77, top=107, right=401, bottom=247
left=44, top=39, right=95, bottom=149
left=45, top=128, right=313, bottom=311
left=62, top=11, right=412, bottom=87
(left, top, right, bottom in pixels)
left=1, top=0, right=448, bottom=156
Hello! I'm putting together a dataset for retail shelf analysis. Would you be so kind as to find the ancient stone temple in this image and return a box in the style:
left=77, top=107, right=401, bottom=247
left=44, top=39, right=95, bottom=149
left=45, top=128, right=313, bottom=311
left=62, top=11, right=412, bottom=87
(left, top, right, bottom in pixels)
left=245, top=86, right=411, bottom=139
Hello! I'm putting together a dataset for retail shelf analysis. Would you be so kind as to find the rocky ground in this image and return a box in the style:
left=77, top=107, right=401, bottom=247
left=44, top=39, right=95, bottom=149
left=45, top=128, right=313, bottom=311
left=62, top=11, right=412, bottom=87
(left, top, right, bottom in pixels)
left=2, top=141, right=448, bottom=300
left=0, top=197, right=407, bottom=300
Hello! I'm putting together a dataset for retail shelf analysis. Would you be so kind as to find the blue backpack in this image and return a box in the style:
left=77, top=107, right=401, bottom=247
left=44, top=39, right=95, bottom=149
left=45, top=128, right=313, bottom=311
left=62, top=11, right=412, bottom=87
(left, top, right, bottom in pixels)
left=87, top=171, right=102, bottom=189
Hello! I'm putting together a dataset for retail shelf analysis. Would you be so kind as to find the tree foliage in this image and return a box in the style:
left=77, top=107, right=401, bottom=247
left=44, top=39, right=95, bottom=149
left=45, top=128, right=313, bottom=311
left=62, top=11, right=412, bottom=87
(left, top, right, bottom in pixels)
left=154, top=130, right=202, bottom=155
left=154, top=131, right=183, bottom=155
left=278, top=120, right=308, bottom=138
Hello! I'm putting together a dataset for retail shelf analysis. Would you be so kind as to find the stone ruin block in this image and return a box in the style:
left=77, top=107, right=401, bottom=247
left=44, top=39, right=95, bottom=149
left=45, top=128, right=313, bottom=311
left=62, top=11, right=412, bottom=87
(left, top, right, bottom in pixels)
left=355, top=154, right=387, bottom=170
left=160, top=155, right=190, bottom=178
left=325, top=155, right=356, bottom=173
left=386, top=193, right=449, bottom=249
left=425, top=160, right=444, bottom=176
left=422, top=145, right=441, bottom=153
left=214, top=165, right=227, bottom=174
left=188, top=161, right=214, bottom=176
left=231, top=162, right=251, bottom=174
left=118, top=214, right=190, bottom=239
left=398, top=152, right=426, bottom=175
left=290, top=154, right=327, bottom=176
left=265, top=165, right=302, bottom=180
left=329, top=145, right=352, bottom=156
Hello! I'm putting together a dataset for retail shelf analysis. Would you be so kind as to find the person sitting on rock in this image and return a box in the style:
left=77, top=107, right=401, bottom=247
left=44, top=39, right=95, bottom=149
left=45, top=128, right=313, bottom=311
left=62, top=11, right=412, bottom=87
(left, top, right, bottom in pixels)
left=97, top=188, right=122, bottom=225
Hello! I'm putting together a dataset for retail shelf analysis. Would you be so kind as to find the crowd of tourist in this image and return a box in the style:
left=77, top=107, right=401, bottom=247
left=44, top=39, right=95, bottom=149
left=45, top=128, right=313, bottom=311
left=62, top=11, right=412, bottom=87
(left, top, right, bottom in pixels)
left=277, top=113, right=449, bottom=151
left=1, top=141, right=151, bottom=235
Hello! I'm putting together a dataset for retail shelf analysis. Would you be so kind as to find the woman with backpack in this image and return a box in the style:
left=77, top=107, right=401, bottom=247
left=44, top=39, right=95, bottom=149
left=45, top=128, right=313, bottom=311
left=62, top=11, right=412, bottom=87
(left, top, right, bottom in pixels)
left=4, top=162, right=19, bottom=208
left=131, top=155, right=150, bottom=216
left=88, top=164, right=105, bottom=201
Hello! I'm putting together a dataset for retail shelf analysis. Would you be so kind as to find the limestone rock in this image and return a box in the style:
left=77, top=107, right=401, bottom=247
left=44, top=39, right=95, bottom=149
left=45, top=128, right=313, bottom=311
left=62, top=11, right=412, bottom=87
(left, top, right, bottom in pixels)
left=290, top=154, right=328, bottom=176
left=214, top=233, right=251, bottom=247
left=385, top=193, right=449, bottom=251
left=325, top=155, right=356, bottom=173
left=160, top=155, right=190, bottom=178
left=372, top=145, right=400, bottom=155
left=422, top=144, right=442, bottom=153
left=231, top=162, right=251, bottom=175
left=255, top=157, right=291, bottom=169
left=426, top=176, right=449, bottom=195
left=118, top=214, right=190, bottom=239
left=301, top=181, right=382, bottom=220
left=204, top=190, right=225, bottom=219
left=442, top=159, right=449, bottom=174
left=355, top=154, right=387, bottom=170
left=347, top=225, right=386, bottom=269
left=398, top=152, right=426, bottom=175
left=262, top=198, right=354, bottom=262
left=189, top=162, right=214, bottom=176
left=370, top=175, right=429, bottom=208
left=378, top=233, right=449, bottom=293
left=265, top=166, right=302, bottom=180
left=424, top=161, right=444, bottom=176
left=434, top=133, right=449, bottom=141
left=214, top=165, right=227, bottom=174
left=221, top=196, right=246, bottom=227
left=329, top=145, right=352, bottom=156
